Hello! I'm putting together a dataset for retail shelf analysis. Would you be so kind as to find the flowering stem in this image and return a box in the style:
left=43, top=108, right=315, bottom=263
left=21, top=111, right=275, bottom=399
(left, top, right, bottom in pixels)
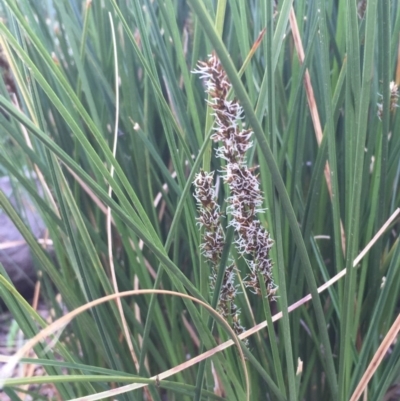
left=193, top=54, right=276, bottom=299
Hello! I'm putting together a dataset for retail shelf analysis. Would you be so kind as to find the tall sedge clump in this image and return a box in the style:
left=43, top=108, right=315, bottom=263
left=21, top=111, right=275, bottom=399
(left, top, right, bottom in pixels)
left=193, top=54, right=277, bottom=332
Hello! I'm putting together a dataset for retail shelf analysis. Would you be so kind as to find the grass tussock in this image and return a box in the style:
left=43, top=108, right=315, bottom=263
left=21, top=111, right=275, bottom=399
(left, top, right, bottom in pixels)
left=0, top=1, right=399, bottom=400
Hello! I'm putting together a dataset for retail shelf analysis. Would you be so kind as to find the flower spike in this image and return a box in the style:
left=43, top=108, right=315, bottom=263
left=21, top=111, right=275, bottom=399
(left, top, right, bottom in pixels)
left=193, top=54, right=277, bottom=299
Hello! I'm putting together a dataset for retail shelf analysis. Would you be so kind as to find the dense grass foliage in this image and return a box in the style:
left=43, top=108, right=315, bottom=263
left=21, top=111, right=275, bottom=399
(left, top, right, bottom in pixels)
left=0, top=0, right=399, bottom=400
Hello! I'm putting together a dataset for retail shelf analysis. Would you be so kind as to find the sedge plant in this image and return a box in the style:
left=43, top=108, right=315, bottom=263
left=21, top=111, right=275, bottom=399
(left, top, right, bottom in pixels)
left=0, top=1, right=399, bottom=401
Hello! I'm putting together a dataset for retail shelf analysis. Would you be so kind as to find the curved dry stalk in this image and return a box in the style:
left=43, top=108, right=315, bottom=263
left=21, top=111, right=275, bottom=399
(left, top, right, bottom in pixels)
left=349, top=313, right=400, bottom=401
left=106, top=12, right=141, bottom=380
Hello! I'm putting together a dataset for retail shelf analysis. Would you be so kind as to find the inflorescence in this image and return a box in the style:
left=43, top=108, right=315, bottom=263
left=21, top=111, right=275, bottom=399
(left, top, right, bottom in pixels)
left=193, top=54, right=277, bottom=338
left=193, top=170, right=245, bottom=337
